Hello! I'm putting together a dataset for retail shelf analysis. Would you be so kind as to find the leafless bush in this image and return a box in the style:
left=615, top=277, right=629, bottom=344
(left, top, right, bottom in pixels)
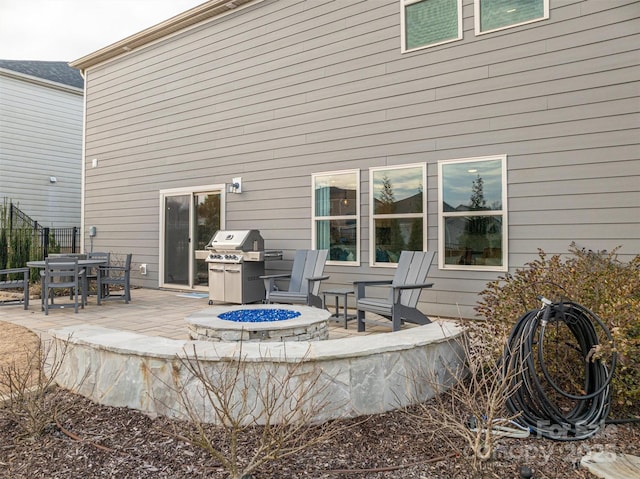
left=167, top=343, right=349, bottom=479
left=0, top=337, right=71, bottom=438
left=410, top=321, right=528, bottom=472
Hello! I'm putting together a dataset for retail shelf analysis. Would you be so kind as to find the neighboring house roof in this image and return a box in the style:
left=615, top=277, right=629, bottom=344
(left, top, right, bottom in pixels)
left=0, top=60, right=84, bottom=89
left=70, top=0, right=257, bottom=71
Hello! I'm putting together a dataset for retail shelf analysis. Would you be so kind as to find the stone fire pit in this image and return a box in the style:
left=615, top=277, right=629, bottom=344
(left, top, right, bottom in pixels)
left=186, top=304, right=330, bottom=342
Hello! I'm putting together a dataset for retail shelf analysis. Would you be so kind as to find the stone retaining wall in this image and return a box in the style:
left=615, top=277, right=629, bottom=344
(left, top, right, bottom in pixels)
left=49, top=321, right=465, bottom=425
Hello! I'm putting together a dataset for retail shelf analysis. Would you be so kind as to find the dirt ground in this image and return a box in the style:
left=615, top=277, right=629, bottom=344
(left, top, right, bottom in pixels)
left=0, top=320, right=638, bottom=478
left=0, top=322, right=40, bottom=395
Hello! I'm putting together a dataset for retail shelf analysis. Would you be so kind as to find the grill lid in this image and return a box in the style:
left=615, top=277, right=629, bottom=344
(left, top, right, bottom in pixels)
left=206, top=229, right=264, bottom=251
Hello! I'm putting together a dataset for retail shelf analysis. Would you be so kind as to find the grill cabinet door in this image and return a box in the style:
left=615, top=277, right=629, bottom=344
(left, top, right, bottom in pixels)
left=223, top=263, right=243, bottom=304
left=208, top=265, right=226, bottom=302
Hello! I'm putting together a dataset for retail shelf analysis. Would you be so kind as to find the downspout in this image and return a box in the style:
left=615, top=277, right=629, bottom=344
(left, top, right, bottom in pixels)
left=78, top=68, right=87, bottom=254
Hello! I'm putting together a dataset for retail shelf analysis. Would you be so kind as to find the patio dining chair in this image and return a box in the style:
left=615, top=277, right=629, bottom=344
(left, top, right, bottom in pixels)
left=86, top=252, right=110, bottom=298
left=260, top=249, right=329, bottom=308
left=97, top=253, right=132, bottom=304
left=354, top=250, right=435, bottom=332
left=40, top=256, right=85, bottom=315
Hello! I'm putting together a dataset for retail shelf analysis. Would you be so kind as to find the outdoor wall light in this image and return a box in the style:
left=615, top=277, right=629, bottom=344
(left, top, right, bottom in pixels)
left=229, top=177, right=242, bottom=194
left=49, top=176, right=57, bottom=183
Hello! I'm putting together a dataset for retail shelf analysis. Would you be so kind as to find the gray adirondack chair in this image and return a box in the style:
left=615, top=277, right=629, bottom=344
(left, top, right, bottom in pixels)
left=261, top=249, right=329, bottom=308
left=354, top=250, right=435, bottom=332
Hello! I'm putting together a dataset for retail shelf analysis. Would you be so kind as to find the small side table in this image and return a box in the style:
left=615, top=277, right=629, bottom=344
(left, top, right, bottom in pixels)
left=323, top=288, right=356, bottom=328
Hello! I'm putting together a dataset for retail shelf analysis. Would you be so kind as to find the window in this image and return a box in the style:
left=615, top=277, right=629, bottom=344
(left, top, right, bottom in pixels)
left=370, top=164, right=426, bottom=266
left=439, top=156, right=507, bottom=271
left=313, top=170, right=359, bottom=265
left=401, top=0, right=462, bottom=53
left=475, top=0, right=549, bottom=35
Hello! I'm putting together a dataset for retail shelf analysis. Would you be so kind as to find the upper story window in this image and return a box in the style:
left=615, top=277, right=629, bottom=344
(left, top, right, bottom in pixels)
left=312, top=170, right=359, bottom=265
left=370, top=164, right=426, bottom=266
left=401, top=0, right=463, bottom=53
left=438, top=156, right=507, bottom=272
left=475, top=0, right=549, bottom=35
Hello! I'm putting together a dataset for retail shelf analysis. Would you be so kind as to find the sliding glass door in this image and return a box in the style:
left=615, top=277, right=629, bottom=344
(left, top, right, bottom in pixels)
left=161, top=186, right=224, bottom=290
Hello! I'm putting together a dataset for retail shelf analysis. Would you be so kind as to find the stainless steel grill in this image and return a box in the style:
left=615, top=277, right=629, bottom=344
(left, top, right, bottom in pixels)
left=205, top=230, right=266, bottom=305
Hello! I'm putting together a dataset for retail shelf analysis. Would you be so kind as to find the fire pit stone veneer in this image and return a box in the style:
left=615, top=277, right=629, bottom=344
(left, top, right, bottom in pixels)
left=186, top=305, right=330, bottom=342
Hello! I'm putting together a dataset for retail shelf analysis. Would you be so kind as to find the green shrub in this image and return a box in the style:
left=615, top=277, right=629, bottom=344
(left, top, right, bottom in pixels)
left=48, top=230, right=61, bottom=254
left=476, top=242, right=640, bottom=415
left=0, top=227, right=7, bottom=270
left=9, top=228, right=32, bottom=272
left=0, top=200, right=8, bottom=270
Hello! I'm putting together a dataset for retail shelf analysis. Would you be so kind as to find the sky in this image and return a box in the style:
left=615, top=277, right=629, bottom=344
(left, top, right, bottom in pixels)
left=0, top=0, right=206, bottom=62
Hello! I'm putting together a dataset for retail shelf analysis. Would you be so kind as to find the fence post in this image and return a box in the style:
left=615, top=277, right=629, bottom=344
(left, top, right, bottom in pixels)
left=43, top=226, right=49, bottom=258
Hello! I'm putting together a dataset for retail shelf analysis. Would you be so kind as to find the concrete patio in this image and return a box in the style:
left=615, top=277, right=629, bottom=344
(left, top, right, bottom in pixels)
left=0, top=287, right=398, bottom=340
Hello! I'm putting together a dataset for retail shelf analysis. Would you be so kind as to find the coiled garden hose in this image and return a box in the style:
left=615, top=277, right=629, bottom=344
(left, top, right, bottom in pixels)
left=503, top=297, right=616, bottom=441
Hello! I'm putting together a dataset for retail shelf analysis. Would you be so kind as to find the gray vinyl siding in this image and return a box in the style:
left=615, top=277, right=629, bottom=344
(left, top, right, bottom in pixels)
left=0, top=72, right=83, bottom=227
left=82, top=0, right=640, bottom=318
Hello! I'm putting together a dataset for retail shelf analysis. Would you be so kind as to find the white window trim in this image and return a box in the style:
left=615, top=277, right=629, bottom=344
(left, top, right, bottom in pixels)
left=401, top=0, right=463, bottom=54
left=438, top=155, right=508, bottom=272
left=474, top=0, right=549, bottom=36
left=369, top=163, right=427, bottom=268
left=312, top=169, right=360, bottom=266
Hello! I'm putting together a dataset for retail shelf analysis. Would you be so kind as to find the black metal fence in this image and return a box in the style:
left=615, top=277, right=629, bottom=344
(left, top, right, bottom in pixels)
left=5, top=202, right=80, bottom=260
left=40, top=226, right=79, bottom=257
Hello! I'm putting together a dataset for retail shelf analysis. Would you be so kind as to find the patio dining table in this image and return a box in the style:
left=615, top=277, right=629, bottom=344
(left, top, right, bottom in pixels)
left=27, top=258, right=108, bottom=306
left=27, top=259, right=108, bottom=269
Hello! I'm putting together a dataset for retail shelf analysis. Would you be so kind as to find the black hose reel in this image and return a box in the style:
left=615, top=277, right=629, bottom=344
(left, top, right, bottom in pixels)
left=503, top=297, right=616, bottom=441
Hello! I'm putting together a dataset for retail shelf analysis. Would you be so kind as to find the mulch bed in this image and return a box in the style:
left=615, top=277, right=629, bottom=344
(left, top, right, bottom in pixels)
left=1, top=321, right=638, bottom=478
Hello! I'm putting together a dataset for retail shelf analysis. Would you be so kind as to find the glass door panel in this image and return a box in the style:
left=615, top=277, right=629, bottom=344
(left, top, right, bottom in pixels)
left=193, top=192, right=221, bottom=287
left=164, top=195, right=190, bottom=285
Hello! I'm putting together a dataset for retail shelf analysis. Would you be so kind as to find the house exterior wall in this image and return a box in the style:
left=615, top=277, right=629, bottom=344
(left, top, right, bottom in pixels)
left=0, top=69, right=83, bottom=227
left=81, top=0, right=640, bottom=318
